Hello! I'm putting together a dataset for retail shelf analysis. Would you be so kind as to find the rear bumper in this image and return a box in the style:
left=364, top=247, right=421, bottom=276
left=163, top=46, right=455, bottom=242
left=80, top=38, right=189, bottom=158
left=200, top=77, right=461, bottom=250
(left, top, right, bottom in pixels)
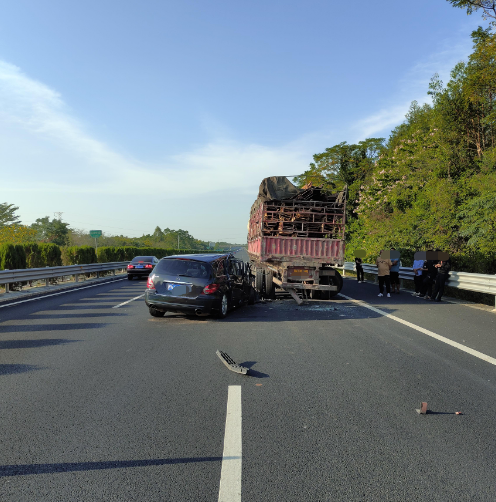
left=145, top=292, right=220, bottom=314
left=281, top=282, right=338, bottom=291
left=128, top=269, right=152, bottom=277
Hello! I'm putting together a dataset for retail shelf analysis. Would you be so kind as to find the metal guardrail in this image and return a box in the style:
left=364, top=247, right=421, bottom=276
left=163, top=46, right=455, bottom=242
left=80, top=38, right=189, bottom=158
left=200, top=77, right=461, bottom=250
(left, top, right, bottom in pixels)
left=342, top=262, right=496, bottom=308
left=0, top=262, right=129, bottom=293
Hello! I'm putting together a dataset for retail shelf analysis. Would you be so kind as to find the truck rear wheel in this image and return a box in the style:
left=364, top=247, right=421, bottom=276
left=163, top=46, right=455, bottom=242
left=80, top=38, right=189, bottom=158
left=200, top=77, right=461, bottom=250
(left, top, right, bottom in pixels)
left=320, top=270, right=343, bottom=299
left=265, top=270, right=275, bottom=299
left=254, top=267, right=265, bottom=296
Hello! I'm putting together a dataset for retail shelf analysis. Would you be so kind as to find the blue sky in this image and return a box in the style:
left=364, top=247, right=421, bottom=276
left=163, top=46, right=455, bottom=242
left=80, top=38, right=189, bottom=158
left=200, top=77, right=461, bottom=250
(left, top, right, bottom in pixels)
left=0, top=0, right=483, bottom=242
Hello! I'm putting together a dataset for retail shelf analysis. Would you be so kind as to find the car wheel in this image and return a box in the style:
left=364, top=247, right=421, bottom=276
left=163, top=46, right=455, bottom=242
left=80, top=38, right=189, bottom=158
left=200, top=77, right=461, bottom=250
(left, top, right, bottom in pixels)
left=127, top=275, right=133, bottom=280
left=215, top=294, right=229, bottom=319
left=149, top=307, right=165, bottom=317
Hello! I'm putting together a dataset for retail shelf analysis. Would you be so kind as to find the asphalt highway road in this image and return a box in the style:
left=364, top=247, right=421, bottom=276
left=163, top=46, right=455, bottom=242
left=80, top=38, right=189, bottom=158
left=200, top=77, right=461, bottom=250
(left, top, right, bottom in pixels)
left=1, top=261, right=496, bottom=501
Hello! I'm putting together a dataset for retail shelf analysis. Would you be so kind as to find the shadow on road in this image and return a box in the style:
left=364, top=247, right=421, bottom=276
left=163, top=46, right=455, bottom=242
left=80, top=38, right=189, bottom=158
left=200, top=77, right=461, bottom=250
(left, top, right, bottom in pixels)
left=0, top=339, right=80, bottom=350
left=0, top=456, right=230, bottom=476
left=219, top=300, right=394, bottom=323
left=0, top=323, right=109, bottom=333
left=0, top=364, right=42, bottom=376
left=239, top=361, right=270, bottom=378
left=54, top=305, right=116, bottom=310
left=27, top=313, right=126, bottom=319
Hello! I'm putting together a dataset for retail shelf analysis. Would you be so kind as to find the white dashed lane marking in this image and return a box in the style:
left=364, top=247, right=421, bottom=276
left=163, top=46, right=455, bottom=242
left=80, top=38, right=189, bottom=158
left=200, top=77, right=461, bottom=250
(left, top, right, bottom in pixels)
left=218, top=385, right=242, bottom=502
left=112, top=294, right=145, bottom=308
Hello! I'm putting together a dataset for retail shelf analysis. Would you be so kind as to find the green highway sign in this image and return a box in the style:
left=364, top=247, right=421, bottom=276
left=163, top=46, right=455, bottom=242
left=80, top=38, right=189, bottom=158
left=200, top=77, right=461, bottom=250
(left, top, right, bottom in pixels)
left=89, top=230, right=102, bottom=238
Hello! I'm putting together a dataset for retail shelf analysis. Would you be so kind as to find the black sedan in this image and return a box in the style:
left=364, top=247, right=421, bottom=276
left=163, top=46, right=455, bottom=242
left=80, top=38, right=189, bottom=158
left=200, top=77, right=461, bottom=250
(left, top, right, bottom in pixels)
left=144, top=253, right=255, bottom=318
left=127, top=256, right=159, bottom=280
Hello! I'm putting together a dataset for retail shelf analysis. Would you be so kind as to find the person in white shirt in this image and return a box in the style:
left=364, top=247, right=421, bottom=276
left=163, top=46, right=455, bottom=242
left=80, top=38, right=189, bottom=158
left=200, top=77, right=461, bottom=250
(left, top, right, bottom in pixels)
left=412, top=257, right=425, bottom=297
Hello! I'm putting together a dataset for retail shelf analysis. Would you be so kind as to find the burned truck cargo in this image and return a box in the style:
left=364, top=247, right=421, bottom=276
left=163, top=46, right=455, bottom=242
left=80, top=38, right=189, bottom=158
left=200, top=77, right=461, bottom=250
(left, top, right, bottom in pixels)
left=247, top=176, right=346, bottom=303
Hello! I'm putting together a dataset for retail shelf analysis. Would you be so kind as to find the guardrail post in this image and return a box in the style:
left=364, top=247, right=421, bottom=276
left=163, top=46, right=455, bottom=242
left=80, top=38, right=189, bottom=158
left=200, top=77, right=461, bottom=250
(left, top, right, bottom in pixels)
left=75, top=274, right=79, bottom=283
left=4, top=270, right=9, bottom=293
left=96, top=271, right=100, bottom=279
left=113, top=269, right=116, bottom=276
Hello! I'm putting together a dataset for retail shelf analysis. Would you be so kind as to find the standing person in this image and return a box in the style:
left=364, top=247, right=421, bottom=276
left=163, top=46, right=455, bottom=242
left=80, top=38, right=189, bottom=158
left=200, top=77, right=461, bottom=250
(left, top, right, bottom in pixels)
left=376, top=250, right=392, bottom=297
left=412, top=254, right=425, bottom=297
left=389, top=248, right=401, bottom=294
left=421, top=250, right=439, bottom=300
left=355, top=255, right=364, bottom=283
left=432, top=257, right=451, bottom=302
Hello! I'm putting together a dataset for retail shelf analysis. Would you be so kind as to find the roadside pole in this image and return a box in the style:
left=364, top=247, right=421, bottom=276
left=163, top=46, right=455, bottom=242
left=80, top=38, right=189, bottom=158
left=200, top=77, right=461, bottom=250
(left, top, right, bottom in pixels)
left=89, top=230, right=103, bottom=257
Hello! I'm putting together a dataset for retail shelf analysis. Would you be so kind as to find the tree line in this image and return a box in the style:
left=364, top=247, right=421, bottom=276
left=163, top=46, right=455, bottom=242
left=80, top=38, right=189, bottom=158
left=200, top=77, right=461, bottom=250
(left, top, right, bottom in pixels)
left=0, top=205, right=242, bottom=252
left=295, top=3, right=496, bottom=273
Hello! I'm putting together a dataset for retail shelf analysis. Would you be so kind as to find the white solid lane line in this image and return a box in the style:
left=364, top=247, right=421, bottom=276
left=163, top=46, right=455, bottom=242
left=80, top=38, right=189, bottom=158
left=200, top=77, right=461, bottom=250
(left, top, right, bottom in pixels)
left=339, top=293, right=496, bottom=367
left=218, top=385, right=242, bottom=502
left=112, top=294, right=145, bottom=308
left=0, top=279, right=126, bottom=309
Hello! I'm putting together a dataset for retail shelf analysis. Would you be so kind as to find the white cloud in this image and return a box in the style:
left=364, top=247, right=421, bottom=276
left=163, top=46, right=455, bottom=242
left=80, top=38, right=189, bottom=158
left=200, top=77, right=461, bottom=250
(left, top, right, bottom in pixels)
left=0, top=60, right=310, bottom=200
left=350, top=31, right=475, bottom=141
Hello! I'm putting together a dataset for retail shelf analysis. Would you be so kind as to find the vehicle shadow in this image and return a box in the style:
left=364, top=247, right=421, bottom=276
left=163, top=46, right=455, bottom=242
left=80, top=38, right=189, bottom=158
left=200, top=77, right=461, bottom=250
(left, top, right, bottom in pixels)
left=0, top=364, right=43, bottom=376
left=0, top=456, right=227, bottom=477
left=219, top=299, right=393, bottom=322
left=0, top=339, right=80, bottom=350
left=0, top=323, right=109, bottom=333
left=27, top=313, right=126, bottom=319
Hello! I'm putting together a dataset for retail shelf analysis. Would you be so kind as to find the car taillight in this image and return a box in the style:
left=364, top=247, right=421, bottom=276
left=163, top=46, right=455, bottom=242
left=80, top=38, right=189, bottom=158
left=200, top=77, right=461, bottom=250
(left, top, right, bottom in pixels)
left=203, top=283, right=219, bottom=294
left=145, top=264, right=153, bottom=268
left=146, top=277, right=155, bottom=290
left=127, top=264, right=134, bottom=269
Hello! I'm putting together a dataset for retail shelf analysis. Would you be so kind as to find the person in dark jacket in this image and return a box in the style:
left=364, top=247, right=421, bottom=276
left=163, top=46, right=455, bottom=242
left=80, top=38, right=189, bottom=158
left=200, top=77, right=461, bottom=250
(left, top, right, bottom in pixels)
left=421, top=250, right=439, bottom=300
left=355, top=256, right=364, bottom=282
left=432, top=258, right=451, bottom=302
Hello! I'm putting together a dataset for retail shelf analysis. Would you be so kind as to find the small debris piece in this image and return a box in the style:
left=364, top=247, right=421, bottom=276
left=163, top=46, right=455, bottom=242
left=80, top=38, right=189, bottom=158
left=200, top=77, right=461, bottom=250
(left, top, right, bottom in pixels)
left=455, top=411, right=463, bottom=415
left=216, top=350, right=248, bottom=375
left=416, top=402, right=428, bottom=414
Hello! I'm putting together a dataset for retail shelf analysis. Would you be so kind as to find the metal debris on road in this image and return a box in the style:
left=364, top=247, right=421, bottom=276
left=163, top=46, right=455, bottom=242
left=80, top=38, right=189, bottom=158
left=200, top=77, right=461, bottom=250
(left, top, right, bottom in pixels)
left=216, top=350, right=249, bottom=375
left=416, top=402, right=428, bottom=414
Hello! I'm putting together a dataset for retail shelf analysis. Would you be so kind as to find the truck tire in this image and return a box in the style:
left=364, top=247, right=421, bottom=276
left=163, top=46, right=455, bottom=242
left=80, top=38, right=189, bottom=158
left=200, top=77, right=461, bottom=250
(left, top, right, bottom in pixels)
left=321, top=269, right=343, bottom=299
left=247, top=286, right=256, bottom=305
left=265, top=270, right=276, bottom=299
left=255, top=267, right=265, bottom=296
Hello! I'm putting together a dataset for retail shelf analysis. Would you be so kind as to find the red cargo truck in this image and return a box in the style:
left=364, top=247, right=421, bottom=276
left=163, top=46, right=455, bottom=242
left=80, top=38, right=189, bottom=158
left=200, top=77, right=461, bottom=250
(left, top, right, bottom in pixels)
left=247, top=177, right=346, bottom=303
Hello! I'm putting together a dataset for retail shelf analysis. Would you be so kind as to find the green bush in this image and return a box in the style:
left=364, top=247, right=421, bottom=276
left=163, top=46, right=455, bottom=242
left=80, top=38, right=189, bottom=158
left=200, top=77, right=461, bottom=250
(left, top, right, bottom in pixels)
left=39, top=243, right=62, bottom=267
left=14, top=244, right=27, bottom=269
left=95, top=246, right=220, bottom=262
left=0, top=243, right=27, bottom=270
left=66, top=246, right=97, bottom=265
left=0, top=242, right=223, bottom=269
left=23, top=242, right=43, bottom=268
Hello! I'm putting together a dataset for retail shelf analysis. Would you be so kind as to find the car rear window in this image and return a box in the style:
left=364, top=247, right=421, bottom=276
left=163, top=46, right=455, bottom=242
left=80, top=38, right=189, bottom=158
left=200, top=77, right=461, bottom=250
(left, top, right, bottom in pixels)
left=131, top=256, right=153, bottom=263
left=155, top=259, right=212, bottom=279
